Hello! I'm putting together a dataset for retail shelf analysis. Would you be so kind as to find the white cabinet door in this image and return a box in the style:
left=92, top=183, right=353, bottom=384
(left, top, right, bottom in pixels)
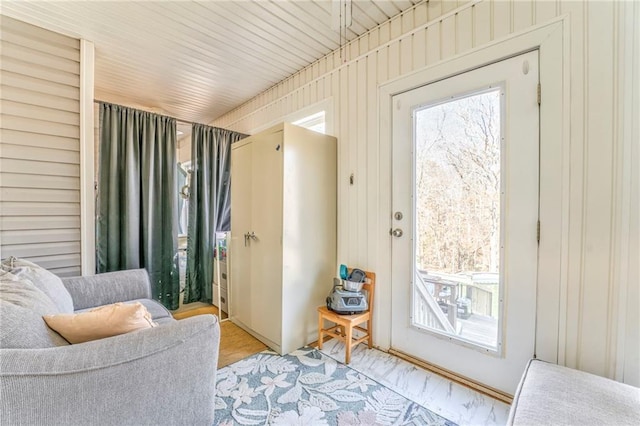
left=250, top=131, right=284, bottom=345
left=230, top=141, right=253, bottom=328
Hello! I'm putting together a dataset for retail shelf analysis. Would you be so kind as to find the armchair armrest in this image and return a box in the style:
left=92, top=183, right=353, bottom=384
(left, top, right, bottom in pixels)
left=62, top=269, right=152, bottom=310
left=0, top=315, right=220, bottom=426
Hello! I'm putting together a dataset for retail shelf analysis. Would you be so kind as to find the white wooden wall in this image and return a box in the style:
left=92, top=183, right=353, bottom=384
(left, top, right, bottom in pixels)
left=213, top=0, right=638, bottom=385
left=0, top=15, right=82, bottom=277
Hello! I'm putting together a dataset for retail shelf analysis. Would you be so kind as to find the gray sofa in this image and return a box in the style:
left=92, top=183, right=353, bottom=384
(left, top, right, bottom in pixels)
left=508, top=359, right=640, bottom=425
left=0, top=264, right=220, bottom=426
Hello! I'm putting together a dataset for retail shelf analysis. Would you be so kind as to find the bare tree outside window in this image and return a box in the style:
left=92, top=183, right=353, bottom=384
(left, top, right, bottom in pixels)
left=413, top=89, right=502, bottom=349
left=415, top=90, right=501, bottom=275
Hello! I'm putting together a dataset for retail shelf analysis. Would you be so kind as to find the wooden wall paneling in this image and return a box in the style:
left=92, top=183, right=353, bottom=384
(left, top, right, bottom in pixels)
left=441, top=0, right=459, bottom=15
left=359, top=31, right=369, bottom=54
left=401, top=34, right=413, bottom=75
left=1, top=200, right=80, bottom=216
left=388, top=40, right=401, bottom=80
left=293, top=74, right=300, bottom=92
left=318, top=56, right=327, bottom=76
left=366, top=52, right=379, bottom=271
left=306, top=79, right=313, bottom=105
left=1, top=144, right=79, bottom=165
left=49, top=266, right=81, bottom=277
left=616, top=0, right=640, bottom=387
left=375, top=46, right=390, bottom=328
left=473, top=0, right=492, bottom=48
left=1, top=173, right=78, bottom=190
left=369, top=26, right=380, bottom=52
left=413, top=28, right=427, bottom=71
left=534, top=0, right=558, bottom=26
left=2, top=116, right=79, bottom=139
left=608, top=0, right=625, bottom=381
left=4, top=241, right=80, bottom=257
left=579, top=0, right=616, bottom=378
left=379, top=21, right=391, bottom=45
left=426, top=21, right=441, bottom=66
left=513, top=0, right=533, bottom=33
left=0, top=43, right=79, bottom=74
left=492, top=0, right=511, bottom=41
left=376, top=44, right=390, bottom=98
left=347, top=63, right=358, bottom=264
left=0, top=130, right=78, bottom=151
left=457, top=8, right=474, bottom=54
left=0, top=87, right=79, bottom=113
left=356, top=57, right=368, bottom=265
left=0, top=158, right=79, bottom=177
left=1, top=228, right=80, bottom=245
left=559, top=0, right=586, bottom=370
left=1, top=217, right=78, bottom=235
left=1, top=31, right=79, bottom=61
left=0, top=129, right=79, bottom=157
left=301, top=79, right=315, bottom=108
left=440, top=15, right=457, bottom=60
left=350, top=40, right=359, bottom=62
left=333, top=67, right=344, bottom=263
left=0, top=187, right=79, bottom=203
left=294, top=89, right=301, bottom=113
left=295, top=85, right=302, bottom=111
left=316, top=77, right=324, bottom=103
left=1, top=71, right=79, bottom=100
left=428, top=0, right=443, bottom=21
left=1, top=15, right=79, bottom=49
left=414, top=0, right=428, bottom=27
left=0, top=56, right=79, bottom=87
left=401, top=8, right=414, bottom=34
left=28, top=253, right=80, bottom=270
left=1, top=100, right=79, bottom=126
left=333, top=50, right=341, bottom=73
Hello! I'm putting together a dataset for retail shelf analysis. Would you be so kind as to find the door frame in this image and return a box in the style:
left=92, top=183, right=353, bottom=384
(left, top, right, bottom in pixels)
left=375, top=19, right=569, bottom=365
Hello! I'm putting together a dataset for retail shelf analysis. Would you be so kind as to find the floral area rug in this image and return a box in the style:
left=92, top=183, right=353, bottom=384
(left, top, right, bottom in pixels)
left=214, top=347, right=456, bottom=425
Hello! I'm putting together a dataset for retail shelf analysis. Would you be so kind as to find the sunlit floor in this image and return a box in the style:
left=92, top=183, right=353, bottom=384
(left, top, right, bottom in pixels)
left=172, top=303, right=267, bottom=368
left=318, top=339, right=511, bottom=426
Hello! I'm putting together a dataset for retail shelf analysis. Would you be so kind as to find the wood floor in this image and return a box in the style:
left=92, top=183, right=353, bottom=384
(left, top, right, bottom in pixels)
left=171, top=303, right=267, bottom=368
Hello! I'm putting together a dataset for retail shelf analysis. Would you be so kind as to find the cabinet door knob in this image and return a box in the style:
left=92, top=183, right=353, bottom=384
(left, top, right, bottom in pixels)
left=244, top=232, right=258, bottom=246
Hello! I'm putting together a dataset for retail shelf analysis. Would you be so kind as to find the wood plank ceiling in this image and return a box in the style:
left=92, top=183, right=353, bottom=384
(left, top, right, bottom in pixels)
left=1, top=0, right=422, bottom=131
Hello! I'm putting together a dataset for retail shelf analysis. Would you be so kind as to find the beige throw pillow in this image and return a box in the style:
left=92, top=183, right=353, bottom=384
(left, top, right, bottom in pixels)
left=43, top=302, right=157, bottom=344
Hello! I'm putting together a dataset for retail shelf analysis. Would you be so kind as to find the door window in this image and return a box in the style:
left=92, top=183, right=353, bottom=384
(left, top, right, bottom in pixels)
left=414, top=88, right=503, bottom=351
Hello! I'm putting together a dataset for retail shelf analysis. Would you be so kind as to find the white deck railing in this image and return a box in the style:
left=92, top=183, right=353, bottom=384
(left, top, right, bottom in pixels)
left=413, top=271, right=456, bottom=333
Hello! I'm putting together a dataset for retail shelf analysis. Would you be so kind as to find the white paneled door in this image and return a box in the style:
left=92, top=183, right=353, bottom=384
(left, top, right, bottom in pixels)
left=390, top=51, right=540, bottom=395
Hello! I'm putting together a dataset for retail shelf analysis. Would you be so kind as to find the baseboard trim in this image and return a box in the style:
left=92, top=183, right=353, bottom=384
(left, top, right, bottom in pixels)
left=388, top=348, right=513, bottom=405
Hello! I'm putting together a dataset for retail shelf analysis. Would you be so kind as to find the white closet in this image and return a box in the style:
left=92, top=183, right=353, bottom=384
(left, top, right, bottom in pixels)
left=229, top=123, right=336, bottom=355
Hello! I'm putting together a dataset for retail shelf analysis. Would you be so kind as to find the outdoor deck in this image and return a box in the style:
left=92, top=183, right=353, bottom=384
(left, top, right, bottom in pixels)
left=413, top=271, right=499, bottom=349
left=456, top=313, right=498, bottom=348
left=414, top=310, right=498, bottom=349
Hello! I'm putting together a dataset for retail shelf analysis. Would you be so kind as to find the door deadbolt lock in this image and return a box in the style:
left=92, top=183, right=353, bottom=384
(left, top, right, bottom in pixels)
left=394, top=212, right=403, bottom=220
left=390, top=228, right=403, bottom=237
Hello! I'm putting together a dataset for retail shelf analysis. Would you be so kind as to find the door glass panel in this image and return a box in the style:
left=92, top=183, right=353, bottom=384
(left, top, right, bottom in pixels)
left=413, top=88, right=502, bottom=351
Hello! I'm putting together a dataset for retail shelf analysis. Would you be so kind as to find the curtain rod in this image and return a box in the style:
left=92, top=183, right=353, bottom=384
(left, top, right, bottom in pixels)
left=93, top=99, right=200, bottom=127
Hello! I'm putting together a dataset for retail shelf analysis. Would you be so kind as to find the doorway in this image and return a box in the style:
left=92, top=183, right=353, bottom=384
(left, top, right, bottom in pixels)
left=390, top=51, right=540, bottom=395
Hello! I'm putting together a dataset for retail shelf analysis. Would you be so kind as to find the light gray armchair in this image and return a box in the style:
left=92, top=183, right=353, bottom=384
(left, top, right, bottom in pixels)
left=0, top=267, right=220, bottom=426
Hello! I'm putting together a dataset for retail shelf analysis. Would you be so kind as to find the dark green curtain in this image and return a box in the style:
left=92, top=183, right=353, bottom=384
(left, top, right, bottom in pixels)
left=97, top=103, right=180, bottom=310
left=184, top=124, right=246, bottom=304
